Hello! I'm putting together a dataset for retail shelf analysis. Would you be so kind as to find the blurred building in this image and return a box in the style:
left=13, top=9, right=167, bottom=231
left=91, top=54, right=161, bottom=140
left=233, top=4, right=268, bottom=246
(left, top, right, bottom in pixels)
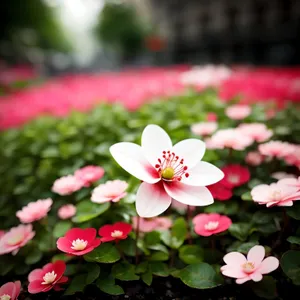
left=147, top=0, right=300, bottom=65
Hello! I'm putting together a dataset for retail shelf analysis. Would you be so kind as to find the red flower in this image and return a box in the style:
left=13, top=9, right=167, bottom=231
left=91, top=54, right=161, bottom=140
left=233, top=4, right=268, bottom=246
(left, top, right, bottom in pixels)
left=193, top=213, right=232, bottom=236
left=220, top=165, right=250, bottom=189
left=28, top=260, right=68, bottom=294
left=98, top=222, right=132, bottom=242
left=208, top=182, right=233, bottom=201
left=57, top=228, right=101, bottom=256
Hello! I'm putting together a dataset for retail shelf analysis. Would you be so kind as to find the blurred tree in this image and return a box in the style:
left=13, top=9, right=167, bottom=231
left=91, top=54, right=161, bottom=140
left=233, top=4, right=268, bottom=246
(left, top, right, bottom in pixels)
left=94, top=1, right=148, bottom=61
left=0, top=0, right=71, bottom=63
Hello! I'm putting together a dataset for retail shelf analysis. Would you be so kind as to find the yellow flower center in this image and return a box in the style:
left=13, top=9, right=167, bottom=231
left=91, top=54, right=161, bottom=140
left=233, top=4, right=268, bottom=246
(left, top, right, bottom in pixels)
left=161, top=167, right=175, bottom=180
left=111, top=230, right=123, bottom=238
left=71, top=239, right=88, bottom=251
left=242, top=262, right=255, bottom=273
left=6, top=233, right=23, bottom=246
left=42, top=271, right=57, bottom=285
left=1, top=295, right=11, bottom=300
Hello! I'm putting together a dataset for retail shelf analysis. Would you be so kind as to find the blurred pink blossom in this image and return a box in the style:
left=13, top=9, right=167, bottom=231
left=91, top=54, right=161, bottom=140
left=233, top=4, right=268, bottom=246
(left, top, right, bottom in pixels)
left=132, top=216, right=172, bottom=233
left=58, top=204, right=77, bottom=220
left=74, top=165, right=104, bottom=187
left=225, top=105, right=251, bottom=120
left=258, top=141, right=295, bottom=159
left=238, top=123, right=273, bottom=142
left=52, top=175, right=84, bottom=196
left=245, top=151, right=264, bottom=166
left=191, top=122, right=217, bottom=136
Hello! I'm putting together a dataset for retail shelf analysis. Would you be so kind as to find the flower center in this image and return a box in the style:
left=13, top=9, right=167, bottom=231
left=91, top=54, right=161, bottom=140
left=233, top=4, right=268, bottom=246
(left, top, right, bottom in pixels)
left=271, top=190, right=282, bottom=201
left=71, top=239, right=88, bottom=251
left=228, top=175, right=239, bottom=184
left=6, top=233, right=23, bottom=246
left=155, top=150, right=189, bottom=181
left=242, top=262, right=255, bottom=273
left=204, top=221, right=219, bottom=231
left=42, top=271, right=57, bottom=285
left=1, top=295, right=11, bottom=300
left=111, top=230, right=123, bottom=238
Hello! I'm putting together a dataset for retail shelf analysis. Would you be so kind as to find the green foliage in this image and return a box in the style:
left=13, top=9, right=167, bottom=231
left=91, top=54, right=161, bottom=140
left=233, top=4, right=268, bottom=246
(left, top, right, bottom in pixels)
left=84, top=243, right=120, bottom=263
left=280, top=251, right=300, bottom=285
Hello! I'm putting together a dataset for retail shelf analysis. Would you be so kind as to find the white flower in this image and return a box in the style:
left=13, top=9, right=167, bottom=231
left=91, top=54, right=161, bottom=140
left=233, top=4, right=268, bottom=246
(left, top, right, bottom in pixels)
left=110, top=124, right=224, bottom=217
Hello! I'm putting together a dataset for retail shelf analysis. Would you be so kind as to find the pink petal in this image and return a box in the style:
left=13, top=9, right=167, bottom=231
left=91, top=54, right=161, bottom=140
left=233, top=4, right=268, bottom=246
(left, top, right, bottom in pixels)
left=172, top=139, right=206, bottom=169
left=247, top=245, right=265, bottom=265
left=223, top=252, right=247, bottom=266
left=141, top=124, right=172, bottom=167
left=56, top=276, right=68, bottom=284
left=136, top=182, right=171, bottom=217
left=28, top=269, right=44, bottom=282
left=110, top=142, right=160, bottom=184
left=52, top=260, right=66, bottom=279
left=221, top=267, right=246, bottom=279
left=236, top=276, right=251, bottom=284
left=163, top=181, right=214, bottom=206
left=182, top=161, right=224, bottom=186
left=250, top=272, right=263, bottom=282
left=277, top=200, right=294, bottom=207
left=0, top=282, right=16, bottom=297
left=258, top=257, right=279, bottom=274
left=28, top=280, right=49, bottom=294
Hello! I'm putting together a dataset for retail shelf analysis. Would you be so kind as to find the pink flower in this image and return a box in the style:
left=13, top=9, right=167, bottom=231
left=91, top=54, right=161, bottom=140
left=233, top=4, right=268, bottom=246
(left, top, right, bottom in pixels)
left=238, top=123, right=273, bottom=142
left=52, top=175, right=84, bottom=196
left=251, top=182, right=300, bottom=207
left=258, top=141, right=295, bottom=159
left=132, top=216, right=172, bottom=233
left=278, top=176, right=300, bottom=190
left=0, top=230, right=5, bottom=239
left=0, top=224, right=35, bottom=255
left=74, top=165, right=105, bottom=187
left=284, top=145, right=300, bottom=167
left=58, top=204, right=76, bottom=220
left=207, top=182, right=233, bottom=201
left=16, top=198, right=53, bottom=223
left=57, top=228, right=101, bottom=256
left=91, top=180, right=128, bottom=204
left=221, top=245, right=279, bottom=284
left=110, top=124, right=224, bottom=217
left=208, top=129, right=253, bottom=150
left=225, top=105, right=251, bottom=120
left=0, top=281, right=21, bottom=300
left=28, top=260, right=68, bottom=294
left=206, top=113, right=218, bottom=122
left=245, top=151, right=264, bottom=166
left=193, top=213, right=232, bottom=236
left=191, top=122, right=217, bottom=136
left=271, top=172, right=296, bottom=180
left=99, top=222, right=132, bottom=242
left=171, top=200, right=196, bottom=212
left=220, top=165, right=250, bottom=189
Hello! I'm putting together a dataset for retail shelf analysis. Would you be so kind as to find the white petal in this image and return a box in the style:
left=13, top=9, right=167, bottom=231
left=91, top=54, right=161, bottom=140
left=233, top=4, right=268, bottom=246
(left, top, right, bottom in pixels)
left=141, top=124, right=172, bottom=167
left=172, top=139, right=206, bottom=168
left=163, top=181, right=214, bottom=206
left=136, top=182, right=172, bottom=217
left=110, top=142, right=160, bottom=184
left=182, top=161, right=224, bottom=186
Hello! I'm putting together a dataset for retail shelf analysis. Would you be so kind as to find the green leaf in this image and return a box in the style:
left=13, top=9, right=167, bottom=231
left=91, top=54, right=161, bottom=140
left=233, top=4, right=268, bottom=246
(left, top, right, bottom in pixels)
left=118, top=238, right=136, bottom=256
left=0, top=256, right=16, bottom=276
left=179, top=245, right=204, bottom=264
left=86, top=264, right=101, bottom=284
left=72, top=201, right=110, bottom=223
left=241, top=191, right=252, bottom=201
left=51, top=253, right=73, bottom=263
left=141, top=270, right=153, bottom=286
left=227, top=241, right=258, bottom=254
left=229, top=223, right=251, bottom=241
left=252, top=211, right=273, bottom=224
left=64, top=274, right=87, bottom=295
left=280, top=250, right=300, bottom=285
left=136, top=261, right=148, bottom=274
left=111, top=262, right=139, bottom=281
left=84, top=243, right=120, bottom=263
left=287, top=236, right=300, bottom=245
left=53, top=221, right=72, bottom=238
left=25, top=248, right=43, bottom=265
left=286, top=204, right=300, bottom=220
left=144, top=231, right=161, bottom=246
left=178, top=263, right=222, bottom=289
left=148, top=251, right=169, bottom=261
left=252, top=276, right=278, bottom=299
left=149, top=262, right=169, bottom=277
left=96, top=277, right=124, bottom=295
left=204, top=202, right=225, bottom=213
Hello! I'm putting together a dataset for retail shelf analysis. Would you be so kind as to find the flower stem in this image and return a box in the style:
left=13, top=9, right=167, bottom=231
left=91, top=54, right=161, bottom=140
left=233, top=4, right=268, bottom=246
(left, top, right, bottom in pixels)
left=116, top=242, right=127, bottom=262
left=187, top=205, right=193, bottom=245
left=135, top=215, right=140, bottom=265
left=272, top=208, right=289, bottom=250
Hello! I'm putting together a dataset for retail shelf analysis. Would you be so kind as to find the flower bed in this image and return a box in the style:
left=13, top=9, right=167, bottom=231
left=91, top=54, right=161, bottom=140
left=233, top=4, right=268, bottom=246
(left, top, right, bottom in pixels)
left=0, top=89, right=300, bottom=299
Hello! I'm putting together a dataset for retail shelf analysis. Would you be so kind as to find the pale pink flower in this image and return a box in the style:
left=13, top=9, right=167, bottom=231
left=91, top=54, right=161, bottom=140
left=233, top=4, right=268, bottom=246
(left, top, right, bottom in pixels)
left=132, top=216, right=172, bottom=233
left=238, top=123, right=273, bottom=142
left=258, top=141, right=295, bottom=159
left=245, top=151, right=264, bottom=166
left=91, top=180, right=128, bottom=203
left=225, top=105, right=251, bottom=120
left=171, top=200, right=195, bottom=213
left=58, top=204, right=77, bottom=220
left=0, top=230, right=5, bottom=239
left=0, top=224, right=35, bottom=255
left=74, top=165, right=105, bottom=187
left=191, top=122, right=217, bottom=136
left=284, top=145, right=300, bottom=167
left=16, top=198, right=53, bottom=223
left=110, top=125, right=224, bottom=217
left=208, top=129, right=253, bottom=150
left=271, top=172, right=296, bottom=180
left=251, top=182, right=300, bottom=207
left=52, top=175, right=84, bottom=196
left=278, top=176, right=300, bottom=190
left=221, top=245, right=279, bottom=284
